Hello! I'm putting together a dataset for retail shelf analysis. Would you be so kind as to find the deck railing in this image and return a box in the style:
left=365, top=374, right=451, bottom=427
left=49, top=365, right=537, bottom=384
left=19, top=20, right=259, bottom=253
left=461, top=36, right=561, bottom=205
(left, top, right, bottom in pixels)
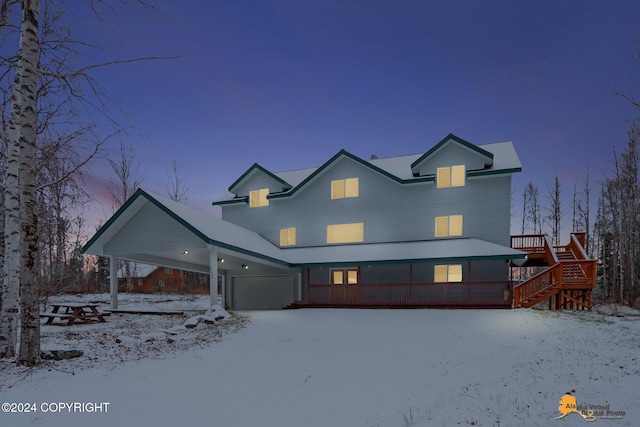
left=513, top=264, right=560, bottom=307
left=510, top=234, right=546, bottom=254
left=305, top=281, right=514, bottom=307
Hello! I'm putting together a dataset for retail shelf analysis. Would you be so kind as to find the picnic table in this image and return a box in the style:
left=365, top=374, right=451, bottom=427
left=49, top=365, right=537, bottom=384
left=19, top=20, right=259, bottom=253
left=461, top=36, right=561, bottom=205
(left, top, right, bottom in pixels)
left=40, top=303, right=110, bottom=325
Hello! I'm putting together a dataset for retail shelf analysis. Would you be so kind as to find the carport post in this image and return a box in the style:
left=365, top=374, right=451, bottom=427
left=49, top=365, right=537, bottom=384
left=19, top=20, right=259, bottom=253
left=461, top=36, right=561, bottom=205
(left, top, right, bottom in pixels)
left=209, top=247, right=219, bottom=307
left=109, top=255, right=118, bottom=309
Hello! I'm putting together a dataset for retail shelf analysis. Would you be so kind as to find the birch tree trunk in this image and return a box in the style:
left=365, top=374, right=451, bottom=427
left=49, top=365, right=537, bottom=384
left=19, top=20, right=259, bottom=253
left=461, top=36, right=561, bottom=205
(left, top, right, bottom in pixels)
left=1, top=0, right=40, bottom=363
left=17, top=0, right=41, bottom=366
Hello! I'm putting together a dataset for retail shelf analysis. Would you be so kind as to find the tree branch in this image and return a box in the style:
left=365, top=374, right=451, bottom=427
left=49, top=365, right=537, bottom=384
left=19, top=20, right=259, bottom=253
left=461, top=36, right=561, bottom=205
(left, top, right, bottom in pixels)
left=38, top=56, right=182, bottom=79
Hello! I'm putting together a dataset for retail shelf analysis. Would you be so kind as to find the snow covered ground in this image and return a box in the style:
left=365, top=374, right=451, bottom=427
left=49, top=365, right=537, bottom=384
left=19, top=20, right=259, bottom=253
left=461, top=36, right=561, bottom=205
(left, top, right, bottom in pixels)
left=1, top=295, right=639, bottom=427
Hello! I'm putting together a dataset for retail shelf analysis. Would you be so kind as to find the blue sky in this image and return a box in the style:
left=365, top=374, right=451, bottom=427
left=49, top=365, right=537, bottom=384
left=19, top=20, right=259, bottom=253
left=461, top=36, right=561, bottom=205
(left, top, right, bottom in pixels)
left=68, top=0, right=640, bottom=236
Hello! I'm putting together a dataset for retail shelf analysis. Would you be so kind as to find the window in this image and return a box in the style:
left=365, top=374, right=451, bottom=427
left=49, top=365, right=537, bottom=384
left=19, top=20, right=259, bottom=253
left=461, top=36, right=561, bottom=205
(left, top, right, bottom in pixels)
left=434, top=215, right=463, bottom=237
left=434, top=265, right=463, bottom=282
left=165, top=267, right=172, bottom=274
left=279, top=227, right=296, bottom=246
left=437, top=165, right=465, bottom=188
left=158, top=280, right=165, bottom=288
left=249, top=188, right=269, bottom=208
left=327, top=223, right=364, bottom=244
left=331, top=178, right=359, bottom=199
left=331, top=268, right=358, bottom=284
left=137, top=279, right=143, bottom=287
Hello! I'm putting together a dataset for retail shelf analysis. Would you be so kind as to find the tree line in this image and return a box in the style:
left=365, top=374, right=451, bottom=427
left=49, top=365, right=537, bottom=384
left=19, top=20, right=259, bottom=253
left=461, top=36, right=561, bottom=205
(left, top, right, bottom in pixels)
left=0, top=1, right=180, bottom=365
left=520, top=119, right=640, bottom=308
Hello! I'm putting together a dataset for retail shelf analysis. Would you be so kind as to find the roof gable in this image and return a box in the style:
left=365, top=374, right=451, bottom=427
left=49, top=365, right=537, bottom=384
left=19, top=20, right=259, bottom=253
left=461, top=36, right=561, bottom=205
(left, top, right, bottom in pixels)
left=269, top=149, right=433, bottom=200
left=228, top=163, right=292, bottom=194
left=410, top=134, right=493, bottom=176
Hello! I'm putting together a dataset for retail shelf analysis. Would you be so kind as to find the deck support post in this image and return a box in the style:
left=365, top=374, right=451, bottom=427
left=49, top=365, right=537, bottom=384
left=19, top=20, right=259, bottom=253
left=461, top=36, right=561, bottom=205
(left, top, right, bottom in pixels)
left=109, top=255, right=118, bottom=310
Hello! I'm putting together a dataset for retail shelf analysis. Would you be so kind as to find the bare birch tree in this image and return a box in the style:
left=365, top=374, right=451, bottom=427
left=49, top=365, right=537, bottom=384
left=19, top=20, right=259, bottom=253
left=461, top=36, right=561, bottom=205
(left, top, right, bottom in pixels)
left=2, top=0, right=41, bottom=364
left=521, top=183, right=542, bottom=234
left=597, top=123, right=640, bottom=305
left=546, top=174, right=562, bottom=245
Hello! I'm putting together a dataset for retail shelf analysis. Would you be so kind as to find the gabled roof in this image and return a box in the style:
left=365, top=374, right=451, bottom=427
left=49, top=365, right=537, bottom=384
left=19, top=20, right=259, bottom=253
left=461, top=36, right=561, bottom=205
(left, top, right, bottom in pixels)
left=410, top=133, right=493, bottom=173
left=83, top=188, right=288, bottom=267
left=212, top=136, right=521, bottom=205
left=268, top=149, right=433, bottom=200
left=228, top=163, right=292, bottom=193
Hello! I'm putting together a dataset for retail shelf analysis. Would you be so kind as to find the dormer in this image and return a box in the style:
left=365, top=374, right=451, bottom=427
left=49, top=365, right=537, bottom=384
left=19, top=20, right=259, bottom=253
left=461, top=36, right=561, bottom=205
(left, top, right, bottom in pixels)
left=227, top=163, right=292, bottom=199
left=410, top=134, right=494, bottom=178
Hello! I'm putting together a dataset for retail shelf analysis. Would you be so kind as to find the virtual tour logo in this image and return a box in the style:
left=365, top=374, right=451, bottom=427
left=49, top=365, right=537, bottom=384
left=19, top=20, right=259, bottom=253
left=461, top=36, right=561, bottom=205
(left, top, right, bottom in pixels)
left=555, top=393, right=625, bottom=422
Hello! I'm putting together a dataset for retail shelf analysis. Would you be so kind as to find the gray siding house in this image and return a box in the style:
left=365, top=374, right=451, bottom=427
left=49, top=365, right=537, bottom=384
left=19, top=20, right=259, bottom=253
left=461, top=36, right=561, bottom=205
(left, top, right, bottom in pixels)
left=83, top=134, right=526, bottom=310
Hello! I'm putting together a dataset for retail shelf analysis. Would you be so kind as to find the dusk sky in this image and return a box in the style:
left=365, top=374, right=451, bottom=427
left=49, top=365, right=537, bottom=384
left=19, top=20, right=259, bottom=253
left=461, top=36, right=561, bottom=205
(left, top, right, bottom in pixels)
left=65, top=1, right=640, bottom=237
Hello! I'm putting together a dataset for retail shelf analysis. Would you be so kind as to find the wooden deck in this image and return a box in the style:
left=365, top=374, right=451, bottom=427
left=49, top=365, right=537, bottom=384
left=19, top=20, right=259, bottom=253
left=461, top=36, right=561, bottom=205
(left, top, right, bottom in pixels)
left=510, top=232, right=596, bottom=310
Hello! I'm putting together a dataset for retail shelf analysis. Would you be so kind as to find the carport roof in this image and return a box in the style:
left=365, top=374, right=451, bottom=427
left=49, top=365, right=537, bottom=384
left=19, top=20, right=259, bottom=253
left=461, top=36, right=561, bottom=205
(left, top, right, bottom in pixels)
left=83, top=189, right=526, bottom=268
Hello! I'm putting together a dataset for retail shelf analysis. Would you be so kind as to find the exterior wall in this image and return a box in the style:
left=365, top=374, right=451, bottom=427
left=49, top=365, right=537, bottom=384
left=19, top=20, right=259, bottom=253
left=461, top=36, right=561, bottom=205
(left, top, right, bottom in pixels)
left=304, top=260, right=509, bottom=286
left=222, top=156, right=513, bottom=248
left=105, top=202, right=206, bottom=255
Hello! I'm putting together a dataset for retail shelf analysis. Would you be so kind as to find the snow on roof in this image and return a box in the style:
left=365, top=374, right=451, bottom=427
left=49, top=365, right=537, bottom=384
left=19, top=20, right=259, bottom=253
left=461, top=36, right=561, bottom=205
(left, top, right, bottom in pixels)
left=117, top=263, right=156, bottom=279
left=274, top=167, right=319, bottom=187
left=477, top=141, right=521, bottom=172
left=141, top=190, right=286, bottom=264
left=213, top=141, right=520, bottom=203
left=272, top=141, right=520, bottom=183
left=280, top=238, right=525, bottom=266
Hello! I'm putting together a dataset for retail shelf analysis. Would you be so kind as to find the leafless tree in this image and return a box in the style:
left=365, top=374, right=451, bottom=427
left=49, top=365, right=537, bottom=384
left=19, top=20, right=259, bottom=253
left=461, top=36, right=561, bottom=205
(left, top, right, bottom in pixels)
left=107, top=140, right=141, bottom=292
left=521, top=183, right=542, bottom=234
left=162, top=159, right=188, bottom=202
left=597, top=123, right=640, bottom=305
left=0, top=0, right=167, bottom=363
left=546, top=174, right=562, bottom=245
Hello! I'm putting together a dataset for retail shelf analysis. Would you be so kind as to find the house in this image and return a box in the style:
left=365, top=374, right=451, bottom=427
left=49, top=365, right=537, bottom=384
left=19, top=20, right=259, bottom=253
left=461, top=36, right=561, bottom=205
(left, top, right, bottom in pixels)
left=83, top=133, right=543, bottom=310
left=116, top=263, right=210, bottom=294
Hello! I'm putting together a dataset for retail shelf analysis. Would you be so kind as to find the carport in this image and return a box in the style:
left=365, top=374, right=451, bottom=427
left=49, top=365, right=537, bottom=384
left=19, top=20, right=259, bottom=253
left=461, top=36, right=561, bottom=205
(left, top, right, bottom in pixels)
left=82, top=189, right=300, bottom=310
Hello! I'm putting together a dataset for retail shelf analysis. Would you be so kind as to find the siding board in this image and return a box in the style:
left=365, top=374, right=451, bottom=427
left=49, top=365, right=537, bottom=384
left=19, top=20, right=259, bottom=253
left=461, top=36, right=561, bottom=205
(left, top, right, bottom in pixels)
left=222, top=156, right=513, bottom=248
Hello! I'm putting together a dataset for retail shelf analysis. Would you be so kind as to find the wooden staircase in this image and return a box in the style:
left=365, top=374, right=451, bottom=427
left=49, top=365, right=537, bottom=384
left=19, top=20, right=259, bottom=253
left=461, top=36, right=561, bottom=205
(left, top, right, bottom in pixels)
left=510, top=233, right=596, bottom=310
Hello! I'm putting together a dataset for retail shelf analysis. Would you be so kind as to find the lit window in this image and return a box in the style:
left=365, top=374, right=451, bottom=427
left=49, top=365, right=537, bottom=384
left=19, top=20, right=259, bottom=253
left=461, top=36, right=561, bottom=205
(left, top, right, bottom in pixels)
left=437, top=165, right=465, bottom=188
left=331, top=268, right=358, bottom=284
left=249, top=188, right=270, bottom=208
left=279, top=227, right=296, bottom=246
left=331, top=178, right=359, bottom=199
left=435, top=215, right=463, bottom=237
left=327, top=223, right=364, bottom=244
left=434, top=265, right=463, bottom=282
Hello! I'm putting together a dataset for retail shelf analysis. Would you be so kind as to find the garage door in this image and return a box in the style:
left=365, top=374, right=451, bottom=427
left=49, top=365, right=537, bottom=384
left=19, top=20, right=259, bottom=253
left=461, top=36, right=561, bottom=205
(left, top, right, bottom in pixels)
left=231, top=275, right=294, bottom=310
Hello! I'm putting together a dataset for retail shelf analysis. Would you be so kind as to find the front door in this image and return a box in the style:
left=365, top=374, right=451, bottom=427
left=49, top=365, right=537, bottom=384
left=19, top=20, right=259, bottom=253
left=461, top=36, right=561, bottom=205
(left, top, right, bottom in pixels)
left=330, top=268, right=359, bottom=304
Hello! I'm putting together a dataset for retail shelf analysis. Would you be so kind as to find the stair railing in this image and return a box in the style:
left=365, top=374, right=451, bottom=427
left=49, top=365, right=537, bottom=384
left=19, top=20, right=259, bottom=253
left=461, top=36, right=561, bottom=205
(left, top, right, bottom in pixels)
left=513, top=263, right=561, bottom=307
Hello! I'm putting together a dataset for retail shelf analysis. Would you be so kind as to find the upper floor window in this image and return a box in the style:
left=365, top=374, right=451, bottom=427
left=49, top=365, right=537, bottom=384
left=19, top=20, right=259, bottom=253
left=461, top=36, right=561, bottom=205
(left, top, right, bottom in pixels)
left=165, top=267, right=172, bottom=274
left=434, top=264, right=463, bottom=283
left=280, top=227, right=296, bottom=246
left=249, top=188, right=269, bottom=208
left=331, top=178, right=359, bottom=199
left=437, top=165, right=465, bottom=188
left=435, top=215, right=463, bottom=237
left=327, top=222, right=364, bottom=244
